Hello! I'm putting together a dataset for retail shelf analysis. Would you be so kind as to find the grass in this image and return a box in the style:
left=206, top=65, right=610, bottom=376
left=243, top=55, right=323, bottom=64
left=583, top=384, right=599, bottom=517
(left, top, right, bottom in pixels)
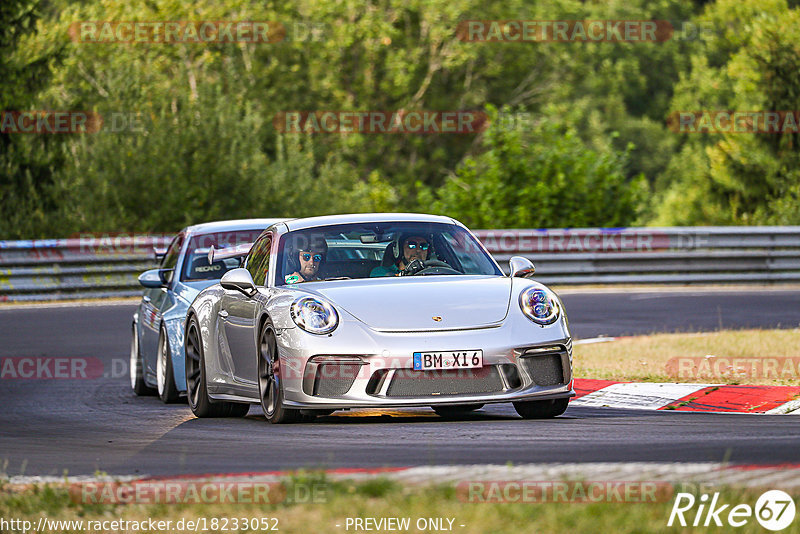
left=573, top=328, right=800, bottom=385
left=1, top=475, right=795, bottom=534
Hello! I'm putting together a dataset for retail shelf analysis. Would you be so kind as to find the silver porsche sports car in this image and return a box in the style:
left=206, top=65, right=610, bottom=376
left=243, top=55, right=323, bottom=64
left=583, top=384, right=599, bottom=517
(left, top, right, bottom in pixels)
left=185, top=213, right=574, bottom=423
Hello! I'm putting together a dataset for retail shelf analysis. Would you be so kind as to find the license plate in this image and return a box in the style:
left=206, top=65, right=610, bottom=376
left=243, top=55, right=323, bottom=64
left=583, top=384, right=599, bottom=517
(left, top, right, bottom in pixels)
left=413, top=350, right=483, bottom=371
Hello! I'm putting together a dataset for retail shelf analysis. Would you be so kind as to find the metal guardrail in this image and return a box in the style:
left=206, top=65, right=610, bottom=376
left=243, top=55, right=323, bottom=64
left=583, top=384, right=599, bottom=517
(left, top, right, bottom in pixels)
left=0, top=237, right=171, bottom=302
left=1, top=227, right=798, bottom=301
left=474, top=227, right=800, bottom=284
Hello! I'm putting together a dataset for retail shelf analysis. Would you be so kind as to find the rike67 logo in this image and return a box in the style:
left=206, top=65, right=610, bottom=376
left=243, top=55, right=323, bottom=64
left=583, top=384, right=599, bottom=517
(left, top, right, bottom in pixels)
left=668, top=490, right=796, bottom=531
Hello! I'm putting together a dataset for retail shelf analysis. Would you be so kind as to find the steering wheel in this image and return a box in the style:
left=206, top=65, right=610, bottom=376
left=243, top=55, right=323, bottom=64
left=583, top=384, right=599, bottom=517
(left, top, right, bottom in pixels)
left=401, top=259, right=461, bottom=276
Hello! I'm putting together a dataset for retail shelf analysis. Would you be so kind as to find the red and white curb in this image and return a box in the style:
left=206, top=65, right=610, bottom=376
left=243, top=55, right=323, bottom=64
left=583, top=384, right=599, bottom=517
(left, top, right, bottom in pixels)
left=7, top=463, right=800, bottom=490
left=572, top=379, right=800, bottom=414
left=370, top=463, right=800, bottom=489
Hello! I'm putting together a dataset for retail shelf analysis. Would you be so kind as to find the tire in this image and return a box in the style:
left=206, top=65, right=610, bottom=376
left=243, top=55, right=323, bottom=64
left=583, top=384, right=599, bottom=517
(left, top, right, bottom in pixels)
left=432, top=404, right=484, bottom=417
left=185, top=315, right=250, bottom=418
left=258, top=319, right=301, bottom=424
left=513, top=398, right=569, bottom=419
left=156, top=325, right=181, bottom=404
left=130, top=325, right=156, bottom=396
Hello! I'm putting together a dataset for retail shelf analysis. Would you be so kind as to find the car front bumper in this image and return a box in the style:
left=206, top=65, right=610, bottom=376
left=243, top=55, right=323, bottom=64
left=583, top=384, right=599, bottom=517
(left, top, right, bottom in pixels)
left=275, top=317, right=574, bottom=409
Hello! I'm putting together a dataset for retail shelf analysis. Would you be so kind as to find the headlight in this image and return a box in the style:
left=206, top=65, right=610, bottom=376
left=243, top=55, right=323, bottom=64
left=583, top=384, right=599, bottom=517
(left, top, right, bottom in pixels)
left=290, top=296, right=339, bottom=334
left=519, top=287, right=560, bottom=325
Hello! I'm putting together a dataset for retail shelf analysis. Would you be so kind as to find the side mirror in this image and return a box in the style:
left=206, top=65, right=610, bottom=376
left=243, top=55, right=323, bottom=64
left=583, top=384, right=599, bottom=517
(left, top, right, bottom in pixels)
left=221, top=268, right=257, bottom=296
left=139, top=268, right=170, bottom=288
left=509, top=256, right=536, bottom=278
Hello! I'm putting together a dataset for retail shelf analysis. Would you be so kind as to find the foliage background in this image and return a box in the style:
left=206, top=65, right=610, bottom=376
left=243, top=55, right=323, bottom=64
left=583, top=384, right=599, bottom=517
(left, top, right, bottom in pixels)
left=1, top=0, right=798, bottom=237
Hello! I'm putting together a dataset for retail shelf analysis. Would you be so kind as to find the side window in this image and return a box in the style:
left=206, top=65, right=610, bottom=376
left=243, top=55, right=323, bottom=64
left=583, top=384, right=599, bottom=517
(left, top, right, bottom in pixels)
left=160, top=233, right=184, bottom=284
left=247, top=235, right=272, bottom=286
left=161, top=234, right=184, bottom=269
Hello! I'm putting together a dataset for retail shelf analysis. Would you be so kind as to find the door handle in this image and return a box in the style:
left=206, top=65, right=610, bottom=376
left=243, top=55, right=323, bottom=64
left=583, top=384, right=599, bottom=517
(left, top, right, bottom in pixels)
left=218, top=310, right=229, bottom=318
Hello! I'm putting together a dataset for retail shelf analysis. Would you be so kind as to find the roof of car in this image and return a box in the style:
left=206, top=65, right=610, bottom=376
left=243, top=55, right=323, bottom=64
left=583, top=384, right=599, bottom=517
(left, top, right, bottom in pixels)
left=185, top=218, right=285, bottom=236
left=283, top=213, right=457, bottom=231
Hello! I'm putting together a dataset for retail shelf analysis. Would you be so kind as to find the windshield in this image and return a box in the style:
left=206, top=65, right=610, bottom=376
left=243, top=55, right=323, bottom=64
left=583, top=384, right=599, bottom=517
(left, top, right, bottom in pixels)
left=276, top=222, right=501, bottom=285
left=181, top=229, right=266, bottom=282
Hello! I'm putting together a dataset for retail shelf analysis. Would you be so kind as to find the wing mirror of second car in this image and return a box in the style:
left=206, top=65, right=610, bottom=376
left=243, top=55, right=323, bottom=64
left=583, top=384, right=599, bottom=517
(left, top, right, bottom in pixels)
left=220, top=268, right=257, bottom=297
left=509, top=256, right=536, bottom=278
left=138, top=268, right=172, bottom=288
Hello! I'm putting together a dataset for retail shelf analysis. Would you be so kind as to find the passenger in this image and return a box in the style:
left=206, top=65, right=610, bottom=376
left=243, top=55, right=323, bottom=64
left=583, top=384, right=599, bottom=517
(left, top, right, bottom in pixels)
left=370, top=234, right=430, bottom=277
left=285, top=234, right=328, bottom=283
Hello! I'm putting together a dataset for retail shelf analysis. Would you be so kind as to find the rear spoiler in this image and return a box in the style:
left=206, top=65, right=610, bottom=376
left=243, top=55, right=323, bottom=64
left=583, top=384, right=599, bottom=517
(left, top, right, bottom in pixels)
left=207, top=243, right=254, bottom=265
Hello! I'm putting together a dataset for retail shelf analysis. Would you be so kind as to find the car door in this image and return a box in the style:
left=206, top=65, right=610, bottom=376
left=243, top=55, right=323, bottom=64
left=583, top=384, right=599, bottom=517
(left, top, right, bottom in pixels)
left=141, top=232, right=184, bottom=375
left=220, top=233, right=271, bottom=384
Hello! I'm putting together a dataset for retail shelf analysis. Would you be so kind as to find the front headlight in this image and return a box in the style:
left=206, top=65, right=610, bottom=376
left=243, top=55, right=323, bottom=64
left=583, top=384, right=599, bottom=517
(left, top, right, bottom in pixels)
left=519, top=287, right=560, bottom=325
left=290, top=296, right=339, bottom=334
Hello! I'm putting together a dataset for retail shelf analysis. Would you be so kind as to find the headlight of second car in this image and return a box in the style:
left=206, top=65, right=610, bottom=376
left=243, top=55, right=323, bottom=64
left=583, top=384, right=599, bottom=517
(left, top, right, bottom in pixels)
left=519, top=287, right=560, bottom=325
left=290, top=296, right=339, bottom=334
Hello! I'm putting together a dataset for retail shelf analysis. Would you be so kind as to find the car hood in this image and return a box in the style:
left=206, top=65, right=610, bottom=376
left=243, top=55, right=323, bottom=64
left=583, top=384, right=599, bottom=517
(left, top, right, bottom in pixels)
left=306, top=276, right=512, bottom=331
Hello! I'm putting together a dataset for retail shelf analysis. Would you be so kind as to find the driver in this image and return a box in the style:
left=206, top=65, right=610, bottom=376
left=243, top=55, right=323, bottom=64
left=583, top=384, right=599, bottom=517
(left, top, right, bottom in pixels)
left=370, top=234, right=430, bottom=277
left=285, top=234, right=328, bottom=284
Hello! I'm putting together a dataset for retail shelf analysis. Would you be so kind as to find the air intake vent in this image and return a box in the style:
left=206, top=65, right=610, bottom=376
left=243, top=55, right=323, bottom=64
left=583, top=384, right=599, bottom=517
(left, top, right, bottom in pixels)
left=312, top=363, right=360, bottom=397
left=520, top=353, right=565, bottom=386
left=386, top=367, right=504, bottom=397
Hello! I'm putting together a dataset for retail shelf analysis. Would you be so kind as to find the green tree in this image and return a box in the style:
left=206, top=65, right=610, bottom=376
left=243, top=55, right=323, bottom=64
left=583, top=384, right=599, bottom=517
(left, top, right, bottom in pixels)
left=0, top=0, right=64, bottom=238
left=653, top=0, right=800, bottom=224
left=428, top=106, right=646, bottom=228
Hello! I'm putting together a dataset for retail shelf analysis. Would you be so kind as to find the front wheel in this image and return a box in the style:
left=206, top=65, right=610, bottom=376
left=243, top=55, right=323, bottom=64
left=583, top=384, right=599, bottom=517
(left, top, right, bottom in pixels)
left=130, top=326, right=156, bottom=396
left=513, top=398, right=569, bottom=419
left=185, top=316, right=250, bottom=418
left=258, top=320, right=301, bottom=424
left=156, top=326, right=181, bottom=403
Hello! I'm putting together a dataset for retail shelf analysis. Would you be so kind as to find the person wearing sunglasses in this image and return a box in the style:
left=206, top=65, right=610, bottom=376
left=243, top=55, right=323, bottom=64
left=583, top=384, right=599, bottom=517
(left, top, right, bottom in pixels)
left=370, top=234, right=431, bottom=277
left=285, top=235, right=328, bottom=284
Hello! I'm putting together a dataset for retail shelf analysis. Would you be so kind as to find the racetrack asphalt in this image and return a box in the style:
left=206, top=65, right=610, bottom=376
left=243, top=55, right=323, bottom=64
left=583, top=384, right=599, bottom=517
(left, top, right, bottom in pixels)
left=1, top=289, right=799, bottom=477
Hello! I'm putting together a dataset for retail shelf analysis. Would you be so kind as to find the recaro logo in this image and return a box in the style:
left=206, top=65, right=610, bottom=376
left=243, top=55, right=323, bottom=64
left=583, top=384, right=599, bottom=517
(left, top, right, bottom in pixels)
left=667, top=490, right=796, bottom=530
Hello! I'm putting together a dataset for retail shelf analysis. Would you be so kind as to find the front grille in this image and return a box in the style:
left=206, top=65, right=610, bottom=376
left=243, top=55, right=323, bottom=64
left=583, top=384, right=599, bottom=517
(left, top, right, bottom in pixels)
left=520, top=353, right=565, bottom=386
left=312, top=363, right=360, bottom=397
left=385, top=367, right=504, bottom=397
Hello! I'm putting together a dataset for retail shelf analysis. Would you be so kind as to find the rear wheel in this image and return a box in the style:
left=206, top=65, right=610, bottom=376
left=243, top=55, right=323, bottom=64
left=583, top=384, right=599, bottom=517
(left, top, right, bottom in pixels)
left=513, top=398, right=569, bottom=419
left=432, top=404, right=484, bottom=417
left=130, top=326, right=156, bottom=396
left=185, top=316, right=250, bottom=418
left=156, top=326, right=181, bottom=403
left=258, top=320, right=301, bottom=424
